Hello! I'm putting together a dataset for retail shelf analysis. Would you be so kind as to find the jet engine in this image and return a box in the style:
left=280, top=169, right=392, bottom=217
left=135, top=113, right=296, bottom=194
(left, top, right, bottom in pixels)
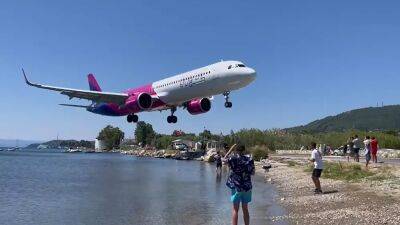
left=186, top=98, right=211, bottom=115
left=125, top=93, right=153, bottom=112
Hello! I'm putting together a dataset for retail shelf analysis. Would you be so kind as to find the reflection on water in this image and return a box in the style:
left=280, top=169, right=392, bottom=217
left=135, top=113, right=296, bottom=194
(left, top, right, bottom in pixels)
left=0, top=151, right=287, bottom=225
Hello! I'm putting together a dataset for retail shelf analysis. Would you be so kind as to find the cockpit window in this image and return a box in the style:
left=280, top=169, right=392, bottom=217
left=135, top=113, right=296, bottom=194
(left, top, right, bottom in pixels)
left=228, top=64, right=246, bottom=69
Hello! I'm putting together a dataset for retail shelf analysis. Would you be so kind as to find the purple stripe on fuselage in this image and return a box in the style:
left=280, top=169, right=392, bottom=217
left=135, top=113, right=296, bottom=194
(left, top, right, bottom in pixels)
left=89, top=83, right=166, bottom=116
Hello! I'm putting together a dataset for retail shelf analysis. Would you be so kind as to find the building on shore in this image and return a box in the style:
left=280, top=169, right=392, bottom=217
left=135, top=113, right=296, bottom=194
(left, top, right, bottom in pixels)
left=95, top=139, right=106, bottom=152
left=206, top=140, right=224, bottom=151
left=37, top=144, right=48, bottom=149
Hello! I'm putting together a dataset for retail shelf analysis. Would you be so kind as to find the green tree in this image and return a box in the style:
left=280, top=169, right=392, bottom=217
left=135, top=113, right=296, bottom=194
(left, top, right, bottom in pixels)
left=135, top=121, right=156, bottom=147
left=97, top=125, right=125, bottom=150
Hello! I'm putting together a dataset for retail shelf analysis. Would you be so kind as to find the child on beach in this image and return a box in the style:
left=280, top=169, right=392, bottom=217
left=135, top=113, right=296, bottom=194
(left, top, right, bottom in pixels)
left=309, top=142, right=323, bottom=194
left=223, top=144, right=255, bottom=225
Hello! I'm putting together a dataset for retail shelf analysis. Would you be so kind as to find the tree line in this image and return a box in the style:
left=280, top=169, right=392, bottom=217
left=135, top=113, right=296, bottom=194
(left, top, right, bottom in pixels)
left=98, top=122, right=400, bottom=151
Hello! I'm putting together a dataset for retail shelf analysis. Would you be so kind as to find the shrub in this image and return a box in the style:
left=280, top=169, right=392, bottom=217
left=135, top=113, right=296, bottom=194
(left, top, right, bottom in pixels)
left=250, top=145, right=269, bottom=161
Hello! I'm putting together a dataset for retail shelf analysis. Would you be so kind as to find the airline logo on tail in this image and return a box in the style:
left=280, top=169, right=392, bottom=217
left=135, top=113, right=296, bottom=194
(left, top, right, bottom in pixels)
left=88, top=74, right=102, bottom=92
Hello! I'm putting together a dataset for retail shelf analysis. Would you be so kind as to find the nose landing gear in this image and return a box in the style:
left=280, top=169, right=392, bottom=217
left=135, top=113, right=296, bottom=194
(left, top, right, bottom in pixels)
left=127, top=114, right=139, bottom=123
left=223, top=91, right=232, bottom=108
left=167, top=107, right=178, bottom=123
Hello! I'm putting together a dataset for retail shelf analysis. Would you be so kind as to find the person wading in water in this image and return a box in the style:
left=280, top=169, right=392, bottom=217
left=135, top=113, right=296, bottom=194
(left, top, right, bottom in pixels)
left=223, top=144, right=255, bottom=225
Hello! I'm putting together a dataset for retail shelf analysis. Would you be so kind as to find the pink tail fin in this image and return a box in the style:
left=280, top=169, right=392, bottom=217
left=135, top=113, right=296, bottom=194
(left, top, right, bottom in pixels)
left=88, top=74, right=102, bottom=92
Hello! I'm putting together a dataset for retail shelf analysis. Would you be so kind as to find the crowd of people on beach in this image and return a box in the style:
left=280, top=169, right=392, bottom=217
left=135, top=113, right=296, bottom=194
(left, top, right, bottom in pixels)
left=309, top=135, right=380, bottom=196
left=215, top=135, right=381, bottom=225
left=343, top=134, right=379, bottom=167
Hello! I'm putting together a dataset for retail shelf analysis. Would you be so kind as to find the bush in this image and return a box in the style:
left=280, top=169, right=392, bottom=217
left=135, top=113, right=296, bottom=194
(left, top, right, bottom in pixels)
left=250, top=145, right=269, bottom=161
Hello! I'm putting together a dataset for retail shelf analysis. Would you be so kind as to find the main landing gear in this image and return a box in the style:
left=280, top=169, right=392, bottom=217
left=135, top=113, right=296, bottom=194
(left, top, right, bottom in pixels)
left=223, top=91, right=232, bottom=108
left=127, top=114, right=138, bottom=123
left=167, top=107, right=178, bottom=123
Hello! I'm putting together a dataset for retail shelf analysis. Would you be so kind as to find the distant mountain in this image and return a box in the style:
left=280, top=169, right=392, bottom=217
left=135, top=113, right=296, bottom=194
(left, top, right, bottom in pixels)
left=0, top=139, right=41, bottom=148
left=26, top=139, right=94, bottom=149
left=287, top=105, right=400, bottom=133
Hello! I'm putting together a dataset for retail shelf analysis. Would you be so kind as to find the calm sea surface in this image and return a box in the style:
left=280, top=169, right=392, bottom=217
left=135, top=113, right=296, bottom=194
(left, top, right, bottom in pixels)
left=0, top=151, right=287, bottom=225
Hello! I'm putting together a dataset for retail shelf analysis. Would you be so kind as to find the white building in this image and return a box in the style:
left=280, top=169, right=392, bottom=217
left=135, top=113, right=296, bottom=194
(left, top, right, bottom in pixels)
left=95, top=139, right=106, bottom=152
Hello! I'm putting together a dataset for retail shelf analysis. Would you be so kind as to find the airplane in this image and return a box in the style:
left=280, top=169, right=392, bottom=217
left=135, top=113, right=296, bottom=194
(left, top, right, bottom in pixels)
left=22, top=60, right=256, bottom=123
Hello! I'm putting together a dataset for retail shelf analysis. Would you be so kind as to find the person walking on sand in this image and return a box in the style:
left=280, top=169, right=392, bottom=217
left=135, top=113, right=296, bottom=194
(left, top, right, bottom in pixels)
left=223, top=144, right=255, bottom=225
left=309, top=142, right=323, bottom=194
left=370, top=137, right=379, bottom=164
left=364, top=136, right=371, bottom=168
left=353, top=135, right=361, bottom=162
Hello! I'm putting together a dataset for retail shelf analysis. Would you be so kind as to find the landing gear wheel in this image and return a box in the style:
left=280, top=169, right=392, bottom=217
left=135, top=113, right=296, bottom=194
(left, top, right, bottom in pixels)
left=127, top=114, right=133, bottom=123
left=167, top=107, right=177, bottom=123
left=127, top=114, right=138, bottom=123
left=223, top=91, right=232, bottom=108
left=224, top=102, right=232, bottom=108
left=167, top=115, right=177, bottom=123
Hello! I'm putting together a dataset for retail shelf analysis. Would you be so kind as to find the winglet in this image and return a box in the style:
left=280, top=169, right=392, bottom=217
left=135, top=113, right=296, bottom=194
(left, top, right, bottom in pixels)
left=22, top=68, right=33, bottom=86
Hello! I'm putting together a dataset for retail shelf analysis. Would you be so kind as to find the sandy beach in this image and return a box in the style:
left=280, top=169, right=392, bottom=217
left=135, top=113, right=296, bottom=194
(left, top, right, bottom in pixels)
left=257, top=157, right=400, bottom=225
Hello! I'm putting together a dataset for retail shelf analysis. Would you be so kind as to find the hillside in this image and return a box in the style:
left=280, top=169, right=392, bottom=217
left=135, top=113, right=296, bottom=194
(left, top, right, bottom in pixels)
left=0, top=139, right=40, bottom=148
left=287, top=105, right=400, bottom=133
left=26, top=140, right=94, bottom=149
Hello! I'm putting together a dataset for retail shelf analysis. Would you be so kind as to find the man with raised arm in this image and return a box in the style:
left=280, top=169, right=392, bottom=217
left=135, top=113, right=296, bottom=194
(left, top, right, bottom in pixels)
left=223, top=144, right=255, bottom=225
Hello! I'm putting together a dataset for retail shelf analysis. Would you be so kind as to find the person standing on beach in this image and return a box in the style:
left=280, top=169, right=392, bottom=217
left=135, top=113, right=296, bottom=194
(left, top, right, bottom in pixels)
left=223, top=144, right=255, bottom=225
left=370, top=137, right=379, bottom=164
left=309, top=142, right=323, bottom=194
left=353, top=135, right=361, bottom=162
left=364, top=136, right=371, bottom=168
left=347, top=137, right=354, bottom=162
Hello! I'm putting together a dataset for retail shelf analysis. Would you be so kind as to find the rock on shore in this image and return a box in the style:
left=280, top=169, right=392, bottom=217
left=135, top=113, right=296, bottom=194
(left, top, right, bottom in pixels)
left=121, top=149, right=205, bottom=160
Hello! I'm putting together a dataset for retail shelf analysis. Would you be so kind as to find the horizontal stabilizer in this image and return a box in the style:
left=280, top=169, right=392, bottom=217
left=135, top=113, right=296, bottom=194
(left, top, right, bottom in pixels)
left=59, top=103, right=92, bottom=109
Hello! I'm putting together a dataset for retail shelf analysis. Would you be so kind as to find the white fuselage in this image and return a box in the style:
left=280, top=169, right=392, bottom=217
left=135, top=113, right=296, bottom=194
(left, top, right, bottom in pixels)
left=152, top=60, right=256, bottom=106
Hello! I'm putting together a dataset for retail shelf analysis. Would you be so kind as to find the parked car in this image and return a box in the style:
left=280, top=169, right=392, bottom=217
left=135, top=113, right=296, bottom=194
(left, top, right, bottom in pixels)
left=174, top=143, right=188, bottom=151
left=333, top=145, right=346, bottom=156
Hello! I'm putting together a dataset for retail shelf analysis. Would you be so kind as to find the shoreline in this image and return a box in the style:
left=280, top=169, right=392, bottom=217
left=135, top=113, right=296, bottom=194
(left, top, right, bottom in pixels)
left=122, top=149, right=400, bottom=224
left=260, top=157, right=400, bottom=225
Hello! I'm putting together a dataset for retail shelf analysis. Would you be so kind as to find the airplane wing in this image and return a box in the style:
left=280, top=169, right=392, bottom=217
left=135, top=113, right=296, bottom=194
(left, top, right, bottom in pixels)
left=59, top=103, right=93, bottom=109
left=22, top=69, right=129, bottom=105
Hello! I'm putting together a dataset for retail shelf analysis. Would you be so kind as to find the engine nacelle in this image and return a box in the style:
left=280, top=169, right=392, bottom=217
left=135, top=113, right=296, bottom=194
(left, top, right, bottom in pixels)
left=186, top=98, right=211, bottom=115
left=125, top=93, right=153, bottom=112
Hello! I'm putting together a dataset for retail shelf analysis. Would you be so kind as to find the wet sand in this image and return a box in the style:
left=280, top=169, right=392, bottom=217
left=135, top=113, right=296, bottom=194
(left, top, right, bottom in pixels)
left=257, top=158, right=400, bottom=225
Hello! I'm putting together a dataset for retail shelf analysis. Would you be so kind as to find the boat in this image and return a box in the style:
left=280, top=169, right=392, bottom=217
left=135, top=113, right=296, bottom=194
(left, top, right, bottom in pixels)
left=67, top=148, right=82, bottom=153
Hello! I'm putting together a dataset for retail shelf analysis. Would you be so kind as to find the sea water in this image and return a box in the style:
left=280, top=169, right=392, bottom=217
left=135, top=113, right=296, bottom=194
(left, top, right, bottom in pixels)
left=0, top=151, right=287, bottom=225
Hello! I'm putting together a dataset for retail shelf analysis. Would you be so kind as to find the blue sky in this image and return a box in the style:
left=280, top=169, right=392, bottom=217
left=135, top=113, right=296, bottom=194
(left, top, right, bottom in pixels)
left=1, top=0, right=400, bottom=141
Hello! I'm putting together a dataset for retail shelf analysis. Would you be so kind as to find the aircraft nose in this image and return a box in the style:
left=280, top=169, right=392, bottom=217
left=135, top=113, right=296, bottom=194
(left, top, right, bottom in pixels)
left=246, top=67, right=257, bottom=79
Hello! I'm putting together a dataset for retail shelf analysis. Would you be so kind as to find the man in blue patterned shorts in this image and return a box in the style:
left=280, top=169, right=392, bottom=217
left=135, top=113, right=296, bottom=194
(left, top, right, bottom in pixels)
left=223, top=144, right=255, bottom=225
